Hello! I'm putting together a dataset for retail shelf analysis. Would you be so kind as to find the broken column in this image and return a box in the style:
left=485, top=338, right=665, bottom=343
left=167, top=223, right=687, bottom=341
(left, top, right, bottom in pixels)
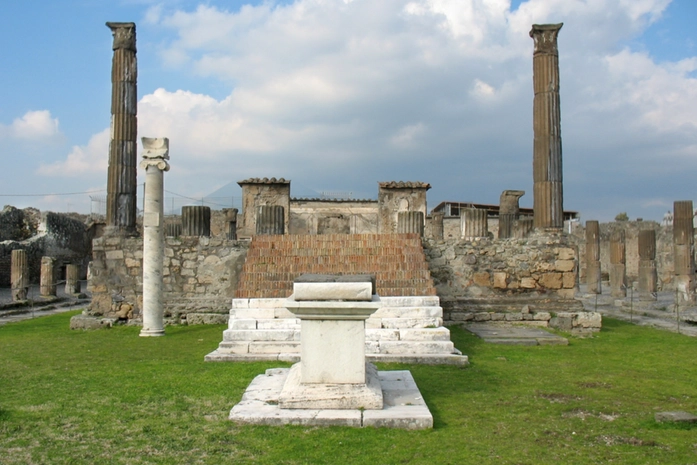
left=397, top=211, right=424, bottom=236
left=609, top=230, right=627, bottom=298
left=673, top=200, right=695, bottom=303
left=11, top=249, right=28, bottom=301
left=530, top=23, right=564, bottom=230
left=461, top=207, right=488, bottom=240
left=237, top=178, right=291, bottom=238
left=140, top=137, right=170, bottom=337
left=65, top=264, right=80, bottom=295
left=498, top=190, right=525, bottom=239
left=638, top=229, right=658, bottom=301
left=105, top=22, right=138, bottom=234
left=377, top=181, right=430, bottom=234
left=225, top=208, right=238, bottom=240
left=430, top=212, right=444, bottom=240
left=39, top=257, right=56, bottom=297
left=513, top=218, right=534, bottom=238
left=182, top=206, right=211, bottom=237
left=256, top=205, right=285, bottom=235
left=585, top=220, right=601, bottom=294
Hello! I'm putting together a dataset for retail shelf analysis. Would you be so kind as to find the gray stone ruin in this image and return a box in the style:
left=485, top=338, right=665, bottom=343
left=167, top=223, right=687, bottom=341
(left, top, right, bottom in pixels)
left=105, top=22, right=138, bottom=235
left=224, top=208, right=238, bottom=240
left=11, top=249, right=28, bottom=301
left=585, top=221, right=601, bottom=294
left=638, top=229, right=658, bottom=301
left=673, top=200, right=694, bottom=303
left=530, top=23, right=564, bottom=230
left=182, top=206, right=211, bottom=237
left=39, top=257, right=56, bottom=297
left=498, top=190, right=525, bottom=239
left=609, top=230, right=627, bottom=298
left=65, top=264, right=80, bottom=295
left=430, top=212, right=444, bottom=240
left=461, top=207, right=488, bottom=240
left=256, top=205, right=285, bottom=235
left=397, top=211, right=425, bottom=236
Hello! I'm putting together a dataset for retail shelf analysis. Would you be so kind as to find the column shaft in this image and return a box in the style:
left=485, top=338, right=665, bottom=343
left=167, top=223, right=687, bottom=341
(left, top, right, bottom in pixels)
left=65, top=264, right=80, bottom=294
left=397, top=211, right=425, bottom=236
left=585, top=221, right=601, bottom=294
left=11, top=249, right=28, bottom=301
left=40, top=257, right=56, bottom=297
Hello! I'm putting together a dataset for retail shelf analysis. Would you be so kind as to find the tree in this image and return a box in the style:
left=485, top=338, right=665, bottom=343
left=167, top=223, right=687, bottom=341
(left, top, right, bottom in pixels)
left=615, top=212, right=629, bottom=222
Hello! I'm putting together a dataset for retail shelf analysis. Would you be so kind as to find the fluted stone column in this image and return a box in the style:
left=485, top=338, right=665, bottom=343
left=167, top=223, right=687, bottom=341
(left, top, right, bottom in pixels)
left=461, top=208, right=488, bottom=239
left=165, top=223, right=182, bottom=238
left=513, top=218, right=534, bottom=238
left=140, top=137, right=169, bottom=337
left=11, top=249, right=28, bottom=301
left=397, top=211, right=425, bottom=236
left=256, top=205, right=285, bottom=235
left=638, top=229, right=657, bottom=301
left=431, top=212, right=444, bottom=240
left=65, top=264, right=80, bottom=295
left=609, top=230, right=626, bottom=298
left=530, top=23, right=564, bottom=230
left=585, top=221, right=601, bottom=294
left=498, top=190, right=525, bottom=239
left=105, top=22, right=138, bottom=234
left=40, top=257, right=56, bottom=297
left=182, top=206, right=211, bottom=237
left=225, top=208, right=239, bottom=240
left=673, top=200, right=695, bottom=303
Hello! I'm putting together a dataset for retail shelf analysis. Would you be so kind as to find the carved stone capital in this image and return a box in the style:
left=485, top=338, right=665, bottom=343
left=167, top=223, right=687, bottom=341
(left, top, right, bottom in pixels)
left=530, top=23, right=562, bottom=55
left=107, top=22, right=136, bottom=52
left=140, top=159, right=170, bottom=172
left=141, top=137, right=169, bottom=160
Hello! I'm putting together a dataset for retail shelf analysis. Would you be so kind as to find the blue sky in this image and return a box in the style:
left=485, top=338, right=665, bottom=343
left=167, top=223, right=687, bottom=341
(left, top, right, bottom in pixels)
left=1, top=0, right=696, bottom=222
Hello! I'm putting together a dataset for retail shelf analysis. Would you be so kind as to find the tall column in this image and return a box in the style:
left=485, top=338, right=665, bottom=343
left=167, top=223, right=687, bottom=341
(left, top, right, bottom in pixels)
left=638, top=229, right=657, bottom=301
left=609, top=230, right=626, bottom=298
left=585, top=221, right=601, bottom=294
left=140, top=137, right=170, bottom=337
left=530, top=23, right=564, bottom=230
left=498, top=190, right=525, bottom=239
left=11, top=249, right=28, bottom=301
left=673, top=200, right=695, bottom=303
left=397, top=211, right=424, bottom=236
left=431, top=212, right=444, bottom=240
left=182, top=206, right=211, bottom=237
left=40, top=257, right=56, bottom=297
left=105, top=22, right=138, bottom=234
left=65, top=264, right=80, bottom=294
left=461, top=208, right=488, bottom=239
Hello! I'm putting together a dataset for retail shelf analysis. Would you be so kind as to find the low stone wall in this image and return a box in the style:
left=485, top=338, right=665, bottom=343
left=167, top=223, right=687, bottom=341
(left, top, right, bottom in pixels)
left=87, top=234, right=248, bottom=323
left=424, top=231, right=578, bottom=300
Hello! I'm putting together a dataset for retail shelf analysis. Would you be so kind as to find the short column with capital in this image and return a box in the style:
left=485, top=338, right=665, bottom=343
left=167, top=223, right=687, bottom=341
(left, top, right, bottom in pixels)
left=139, top=137, right=170, bottom=337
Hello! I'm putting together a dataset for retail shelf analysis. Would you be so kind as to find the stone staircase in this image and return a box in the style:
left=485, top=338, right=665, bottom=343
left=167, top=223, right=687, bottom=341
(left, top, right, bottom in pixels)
left=206, top=234, right=467, bottom=365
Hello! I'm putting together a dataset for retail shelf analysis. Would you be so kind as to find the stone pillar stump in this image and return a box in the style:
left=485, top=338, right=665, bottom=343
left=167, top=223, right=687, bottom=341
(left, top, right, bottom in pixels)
left=256, top=205, right=285, bottom=235
left=397, top=211, right=424, bottom=236
left=585, top=221, right=601, bottom=294
left=461, top=207, right=488, bottom=239
left=65, top=264, right=80, bottom=295
left=638, top=229, right=657, bottom=301
left=182, top=206, right=211, bottom=237
left=673, top=200, right=695, bottom=303
left=40, top=257, right=56, bottom=297
left=11, top=249, right=28, bottom=301
left=609, top=230, right=626, bottom=298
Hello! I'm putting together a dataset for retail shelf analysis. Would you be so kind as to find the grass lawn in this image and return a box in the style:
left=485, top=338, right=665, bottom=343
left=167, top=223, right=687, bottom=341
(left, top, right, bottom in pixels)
left=1, top=311, right=696, bottom=464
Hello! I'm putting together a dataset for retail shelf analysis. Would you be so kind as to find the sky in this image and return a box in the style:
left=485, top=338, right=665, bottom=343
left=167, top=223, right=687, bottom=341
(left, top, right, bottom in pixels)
left=0, top=0, right=696, bottom=222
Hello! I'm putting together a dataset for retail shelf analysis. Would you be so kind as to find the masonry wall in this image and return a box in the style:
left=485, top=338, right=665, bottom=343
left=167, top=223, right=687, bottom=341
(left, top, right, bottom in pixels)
left=424, top=232, right=578, bottom=300
left=289, top=200, right=378, bottom=234
left=88, top=235, right=249, bottom=322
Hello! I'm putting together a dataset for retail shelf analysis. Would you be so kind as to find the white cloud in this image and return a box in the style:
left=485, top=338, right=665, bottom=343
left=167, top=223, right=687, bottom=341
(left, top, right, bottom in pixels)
left=1, top=110, right=60, bottom=140
left=37, top=129, right=109, bottom=177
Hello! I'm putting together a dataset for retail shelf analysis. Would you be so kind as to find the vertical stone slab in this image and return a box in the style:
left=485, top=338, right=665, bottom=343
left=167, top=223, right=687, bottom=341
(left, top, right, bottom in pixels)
left=673, top=200, right=695, bottom=303
left=397, top=211, right=424, bottom=236
left=638, top=229, right=657, bottom=301
left=530, top=23, right=564, bottom=230
left=165, top=222, right=181, bottom=238
left=140, top=137, right=170, bottom=337
left=182, top=206, right=211, bottom=237
left=256, top=205, right=285, bottom=235
left=498, top=190, right=525, bottom=239
left=513, top=218, right=534, bottom=238
left=461, top=208, right=488, bottom=239
left=585, top=220, right=601, bottom=294
left=40, top=256, right=56, bottom=297
left=225, top=208, right=238, bottom=240
left=430, top=212, right=444, bottom=240
left=11, top=249, right=28, bottom=301
left=65, top=264, right=80, bottom=295
left=609, top=230, right=626, bottom=298
left=105, top=22, right=138, bottom=234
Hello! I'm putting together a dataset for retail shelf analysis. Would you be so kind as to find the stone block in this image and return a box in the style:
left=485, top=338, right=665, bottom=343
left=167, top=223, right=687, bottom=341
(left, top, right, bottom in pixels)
left=229, top=319, right=257, bottom=330
left=69, top=314, right=114, bottom=330
left=380, top=317, right=442, bottom=329
left=449, top=312, right=474, bottom=321
left=274, top=307, right=296, bottom=319
left=105, top=250, right=124, bottom=260
left=379, top=296, right=441, bottom=307
left=533, top=312, right=551, bottom=321
left=473, top=312, right=491, bottom=321
left=562, top=272, right=576, bottom=288
left=378, top=341, right=455, bottom=355
left=493, top=272, right=508, bottom=289
left=521, top=277, right=537, bottom=289
left=217, top=341, right=250, bottom=354
left=223, top=329, right=298, bottom=342
left=549, top=314, right=573, bottom=331
left=655, top=411, right=697, bottom=423
left=373, top=306, right=443, bottom=319
left=555, top=260, right=575, bottom=272
left=293, top=282, right=373, bottom=301
left=248, top=342, right=300, bottom=354
left=366, top=329, right=400, bottom=341
left=187, top=313, right=228, bottom=325
left=399, top=328, right=451, bottom=341
left=232, top=299, right=250, bottom=309
left=256, top=318, right=300, bottom=330
left=556, top=248, right=575, bottom=260
left=365, top=318, right=382, bottom=329
left=365, top=341, right=380, bottom=353
left=472, top=272, right=491, bottom=287
left=557, top=289, right=577, bottom=299
left=505, top=313, right=523, bottom=321
left=538, top=272, right=563, bottom=289
left=232, top=308, right=275, bottom=319
left=125, top=258, right=140, bottom=268
left=574, top=312, right=602, bottom=328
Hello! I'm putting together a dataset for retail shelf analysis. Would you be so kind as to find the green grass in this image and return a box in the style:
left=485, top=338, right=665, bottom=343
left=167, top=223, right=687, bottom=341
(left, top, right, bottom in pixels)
left=1, top=312, right=697, bottom=464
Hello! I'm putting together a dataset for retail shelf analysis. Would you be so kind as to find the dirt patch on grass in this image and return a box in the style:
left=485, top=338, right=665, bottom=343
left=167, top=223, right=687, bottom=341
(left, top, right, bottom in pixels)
left=537, top=392, right=583, bottom=403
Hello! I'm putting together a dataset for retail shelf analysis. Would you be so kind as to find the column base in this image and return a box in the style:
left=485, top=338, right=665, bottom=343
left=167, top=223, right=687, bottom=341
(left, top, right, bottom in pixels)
left=139, top=329, right=165, bottom=337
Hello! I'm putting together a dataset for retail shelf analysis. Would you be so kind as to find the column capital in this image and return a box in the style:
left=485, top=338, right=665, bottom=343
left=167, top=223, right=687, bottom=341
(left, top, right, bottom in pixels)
left=530, top=23, right=563, bottom=55
left=141, top=137, right=170, bottom=171
left=106, top=22, right=136, bottom=52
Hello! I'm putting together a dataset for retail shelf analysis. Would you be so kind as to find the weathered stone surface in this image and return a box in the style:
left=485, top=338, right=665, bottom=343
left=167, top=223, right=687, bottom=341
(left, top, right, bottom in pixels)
left=655, top=411, right=697, bottom=423
left=538, top=272, right=562, bottom=289
left=186, top=313, right=228, bottom=325
left=293, top=282, right=373, bottom=301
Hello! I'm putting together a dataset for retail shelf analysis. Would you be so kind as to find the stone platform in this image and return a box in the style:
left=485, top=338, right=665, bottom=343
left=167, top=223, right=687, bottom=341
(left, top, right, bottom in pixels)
left=230, top=368, right=433, bottom=429
left=465, top=323, right=569, bottom=345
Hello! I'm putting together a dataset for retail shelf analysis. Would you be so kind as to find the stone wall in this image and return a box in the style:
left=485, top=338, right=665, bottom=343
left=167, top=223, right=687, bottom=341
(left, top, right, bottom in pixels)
left=290, top=199, right=378, bottom=234
left=88, top=234, right=248, bottom=323
left=424, top=231, right=578, bottom=300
